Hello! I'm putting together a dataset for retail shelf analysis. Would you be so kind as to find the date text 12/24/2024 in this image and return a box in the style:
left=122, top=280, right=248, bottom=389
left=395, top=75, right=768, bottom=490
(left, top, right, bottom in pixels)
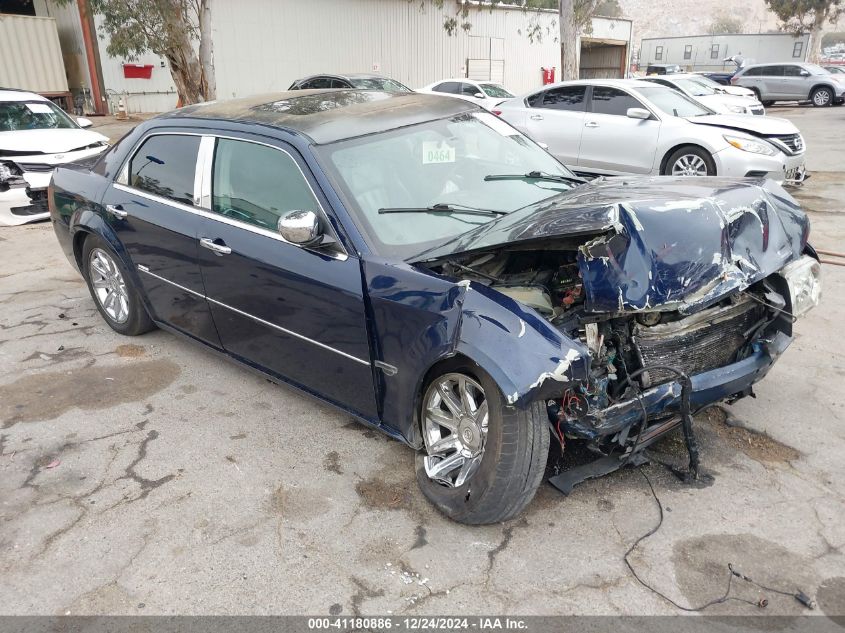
left=307, top=617, right=528, bottom=630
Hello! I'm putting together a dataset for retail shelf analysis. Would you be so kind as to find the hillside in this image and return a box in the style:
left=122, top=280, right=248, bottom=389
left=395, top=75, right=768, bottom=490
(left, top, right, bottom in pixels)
left=614, top=0, right=780, bottom=45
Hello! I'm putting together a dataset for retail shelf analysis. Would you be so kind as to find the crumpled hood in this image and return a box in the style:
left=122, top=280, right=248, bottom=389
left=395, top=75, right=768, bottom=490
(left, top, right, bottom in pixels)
left=0, top=128, right=108, bottom=155
left=415, top=176, right=809, bottom=314
left=687, top=113, right=798, bottom=136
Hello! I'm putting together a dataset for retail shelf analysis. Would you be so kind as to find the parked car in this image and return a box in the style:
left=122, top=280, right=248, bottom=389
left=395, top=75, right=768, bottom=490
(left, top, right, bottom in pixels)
left=1, top=88, right=108, bottom=226
left=823, top=65, right=845, bottom=75
left=642, top=73, right=765, bottom=114
left=417, top=78, right=515, bottom=109
left=731, top=62, right=845, bottom=107
left=50, top=90, right=820, bottom=523
left=288, top=73, right=412, bottom=92
left=692, top=72, right=756, bottom=97
left=497, top=79, right=806, bottom=183
left=645, top=63, right=681, bottom=75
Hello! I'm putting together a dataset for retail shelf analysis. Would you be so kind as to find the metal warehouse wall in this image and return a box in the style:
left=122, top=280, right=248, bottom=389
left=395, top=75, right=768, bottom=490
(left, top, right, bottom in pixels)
left=640, top=33, right=811, bottom=72
left=0, top=14, right=68, bottom=93
left=211, top=0, right=566, bottom=98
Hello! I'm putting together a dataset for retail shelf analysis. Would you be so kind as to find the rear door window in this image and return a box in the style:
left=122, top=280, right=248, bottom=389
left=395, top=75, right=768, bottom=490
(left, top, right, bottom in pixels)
left=211, top=138, right=320, bottom=232
left=590, top=87, right=645, bottom=116
left=761, top=66, right=785, bottom=77
left=128, top=134, right=199, bottom=206
left=433, top=82, right=460, bottom=94
left=533, top=86, right=587, bottom=111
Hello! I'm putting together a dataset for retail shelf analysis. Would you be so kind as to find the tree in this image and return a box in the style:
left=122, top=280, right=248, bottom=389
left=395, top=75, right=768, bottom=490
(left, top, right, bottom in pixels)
left=593, top=0, right=623, bottom=18
left=58, top=0, right=215, bottom=105
left=708, top=15, right=746, bottom=35
left=765, top=0, right=845, bottom=62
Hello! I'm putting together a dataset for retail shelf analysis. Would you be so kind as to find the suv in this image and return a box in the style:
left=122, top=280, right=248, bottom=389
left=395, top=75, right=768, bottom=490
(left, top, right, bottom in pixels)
left=731, top=62, right=845, bottom=107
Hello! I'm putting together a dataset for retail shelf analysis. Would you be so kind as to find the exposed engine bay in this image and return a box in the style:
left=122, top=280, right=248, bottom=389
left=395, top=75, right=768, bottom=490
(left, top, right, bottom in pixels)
left=429, top=242, right=793, bottom=453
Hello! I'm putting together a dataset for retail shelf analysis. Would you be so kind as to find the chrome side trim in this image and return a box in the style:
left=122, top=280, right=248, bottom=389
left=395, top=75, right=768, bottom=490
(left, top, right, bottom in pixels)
left=207, top=297, right=371, bottom=366
left=137, top=266, right=205, bottom=299
left=196, top=135, right=215, bottom=208
left=136, top=264, right=370, bottom=367
left=374, top=360, right=398, bottom=376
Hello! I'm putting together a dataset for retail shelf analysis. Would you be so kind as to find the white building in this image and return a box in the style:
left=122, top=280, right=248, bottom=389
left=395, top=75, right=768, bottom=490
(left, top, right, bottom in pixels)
left=20, top=0, right=631, bottom=113
left=639, top=32, right=811, bottom=73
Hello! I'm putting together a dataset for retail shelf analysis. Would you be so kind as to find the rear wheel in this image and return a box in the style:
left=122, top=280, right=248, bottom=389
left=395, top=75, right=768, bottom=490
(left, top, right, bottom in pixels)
left=415, top=360, right=549, bottom=524
left=811, top=86, right=834, bottom=107
left=82, top=235, right=155, bottom=336
left=663, top=146, right=716, bottom=177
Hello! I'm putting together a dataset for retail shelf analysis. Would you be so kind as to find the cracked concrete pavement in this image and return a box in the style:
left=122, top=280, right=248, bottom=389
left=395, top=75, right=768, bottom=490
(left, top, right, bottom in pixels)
left=0, top=106, right=844, bottom=617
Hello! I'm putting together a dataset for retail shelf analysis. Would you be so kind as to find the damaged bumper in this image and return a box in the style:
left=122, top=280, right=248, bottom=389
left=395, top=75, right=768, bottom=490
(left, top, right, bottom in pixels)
left=561, top=332, right=791, bottom=442
left=0, top=168, right=51, bottom=227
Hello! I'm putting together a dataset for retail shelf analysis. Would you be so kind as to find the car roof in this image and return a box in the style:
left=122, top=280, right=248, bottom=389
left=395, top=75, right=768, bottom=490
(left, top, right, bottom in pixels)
left=0, top=89, right=48, bottom=102
left=533, top=78, right=657, bottom=91
left=295, top=73, right=394, bottom=82
left=163, top=89, right=478, bottom=145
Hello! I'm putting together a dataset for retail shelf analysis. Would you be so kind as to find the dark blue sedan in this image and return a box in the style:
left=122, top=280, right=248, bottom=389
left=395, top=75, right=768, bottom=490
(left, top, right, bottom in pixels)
left=49, top=90, right=821, bottom=523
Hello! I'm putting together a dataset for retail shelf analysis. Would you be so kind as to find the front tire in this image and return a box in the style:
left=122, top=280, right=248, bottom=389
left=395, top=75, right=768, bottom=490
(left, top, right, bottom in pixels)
left=415, top=360, right=549, bottom=524
left=82, top=235, right=155, bottom=336
left=663, top=146, right=716, bottom=177
left=811, top=87, right=834, bottom=107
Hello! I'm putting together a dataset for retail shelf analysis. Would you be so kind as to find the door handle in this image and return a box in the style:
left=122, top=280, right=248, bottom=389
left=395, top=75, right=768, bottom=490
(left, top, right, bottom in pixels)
left=529, top=114, right=544, bottom=121
left=106, top=204, right=127, bottom=219
left=585, top=121, right=599, bottom=128
left=199, top=237, right=232, bottom=256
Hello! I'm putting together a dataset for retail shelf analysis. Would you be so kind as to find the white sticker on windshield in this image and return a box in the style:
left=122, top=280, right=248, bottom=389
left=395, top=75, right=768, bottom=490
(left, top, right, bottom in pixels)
left=422, top=141, right=456, bottom=164
left=25, top=103, right=53, bottom=114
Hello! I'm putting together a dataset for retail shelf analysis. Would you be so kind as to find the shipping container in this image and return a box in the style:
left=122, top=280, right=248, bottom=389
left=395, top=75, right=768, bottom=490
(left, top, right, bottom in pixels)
left=0, top=14, right=68, bottom=95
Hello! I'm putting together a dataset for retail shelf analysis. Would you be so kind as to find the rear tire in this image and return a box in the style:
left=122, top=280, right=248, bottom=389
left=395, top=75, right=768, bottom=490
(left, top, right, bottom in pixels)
left=662, top=146, right=716, bottom=177
left=82, top=235, right=155, bottom=336
left=811, top=87, right=833, bottom=107
left=415, top=359, right=549, bottom=524
left=762, top=100, right=774, bottom=107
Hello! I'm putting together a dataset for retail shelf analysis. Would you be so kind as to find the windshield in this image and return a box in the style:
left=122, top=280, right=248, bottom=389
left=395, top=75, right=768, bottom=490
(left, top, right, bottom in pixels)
left=635, top=85, right=714, bottom=117
left=348, top=77, right=412, bottom=93
left=803, top=64, right=830, bottom=76
left=318, top=112, right=576, bottom=259
left=480, top=84, right=514, bottom=98
left=675, top=78, right=718, bottom=96
left=0, top=100, right=78, bottom=132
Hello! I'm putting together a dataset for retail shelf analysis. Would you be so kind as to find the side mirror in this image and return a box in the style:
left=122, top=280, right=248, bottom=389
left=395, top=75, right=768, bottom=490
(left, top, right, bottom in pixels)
left=278, top=209, right=322, bottom=246
left=800, top=70, right=810, bottom=76
left=627, top=108, right=652, bottom=120
left=77, top=117, right=93, bottom=128
left=474, top=92, right=485, bottom=99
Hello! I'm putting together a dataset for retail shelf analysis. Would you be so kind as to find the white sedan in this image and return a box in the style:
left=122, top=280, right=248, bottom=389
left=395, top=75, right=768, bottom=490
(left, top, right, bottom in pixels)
left=497, top=79, right=806, bottom=184
left=417, top=78, right=515, bottom=109
left=1, top=89, right=109, bottom=226
left=643, top=73, right=765, bottom=115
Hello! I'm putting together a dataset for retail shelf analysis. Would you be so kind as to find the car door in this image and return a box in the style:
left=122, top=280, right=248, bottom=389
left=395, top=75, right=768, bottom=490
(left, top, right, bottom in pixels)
left=102, top=131, right=221, bottom=346
left=458, top=82, right=485, bottom=106
left=761, top=65, right=786, bottom=99
left=521, top=85, right=587, bottom=168
left=578, top=86, right=660, bottom=175
left=194, top=133, right=378, bottom=419
left=781, top=65, right=808, bottom=99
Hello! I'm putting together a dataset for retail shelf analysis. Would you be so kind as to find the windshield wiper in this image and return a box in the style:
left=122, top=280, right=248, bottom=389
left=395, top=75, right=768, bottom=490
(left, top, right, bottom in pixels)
left=377, top=203, right=507, bottom=217
left=483, top=170, right=586, bottom=185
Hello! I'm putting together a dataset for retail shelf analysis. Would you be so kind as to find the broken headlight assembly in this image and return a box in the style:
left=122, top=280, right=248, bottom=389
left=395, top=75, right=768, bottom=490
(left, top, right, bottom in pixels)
left=0, top=160, right=26, bottom=192
left=780, top=255, right=821, bottom=318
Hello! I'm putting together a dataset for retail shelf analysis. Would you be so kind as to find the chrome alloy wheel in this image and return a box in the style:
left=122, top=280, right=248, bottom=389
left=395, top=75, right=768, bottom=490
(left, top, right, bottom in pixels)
left=421, top=373, right=489, bottom=488
left=671, top=154, right=709, bottom=176
left=813, top=89, right=831, bottom=106
left=88, top=248, right=129, bottom=324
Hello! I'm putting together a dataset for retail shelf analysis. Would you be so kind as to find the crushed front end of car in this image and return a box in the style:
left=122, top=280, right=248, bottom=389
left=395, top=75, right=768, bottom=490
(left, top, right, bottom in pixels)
left=416, top=176, right=820, bottom=490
